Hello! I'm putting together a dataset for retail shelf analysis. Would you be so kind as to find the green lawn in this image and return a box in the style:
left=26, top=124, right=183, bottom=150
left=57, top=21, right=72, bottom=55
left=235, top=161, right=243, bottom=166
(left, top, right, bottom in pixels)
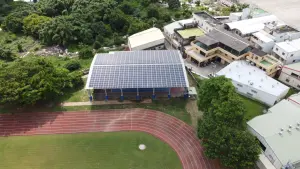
left=238, top=95, right=267, bottom=121
left=0, top=132, right=181, bottom=169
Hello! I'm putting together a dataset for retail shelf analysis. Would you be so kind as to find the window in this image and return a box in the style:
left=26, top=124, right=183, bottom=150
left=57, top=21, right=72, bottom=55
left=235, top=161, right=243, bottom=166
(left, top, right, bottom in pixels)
left=276, top=48, right=278, bottom=51
left=282, top=52, right=285, bottom=55
left=291, top=73, right=299, bottom=78
left=297, top=85, right=300, bottom=88
left=251, top=90, right=257, bottom=93
left=237, top=84, right=243, bottom=87
left=293, top=60, right=296, bottom=63
left=255, top=56, right=258, bottom=60
left=286, top=79, right=290, bottom=82
left=247, top=92, right=253, bottom=96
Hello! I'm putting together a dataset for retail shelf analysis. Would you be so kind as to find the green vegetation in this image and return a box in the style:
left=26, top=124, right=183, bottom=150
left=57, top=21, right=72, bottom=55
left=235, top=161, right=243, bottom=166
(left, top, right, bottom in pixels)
left=0, top=57, right=83, bottom=105
left=238, top=95, right=266, bottom=121
left=0, top=31, right=41, bottom=54
left=285, top=88, right=298, bottom=98
left=177, top=28, right=204, bottom=38
left=0, top=132, right=182, bottom=169
left=197, top=76, right=260, bottom=169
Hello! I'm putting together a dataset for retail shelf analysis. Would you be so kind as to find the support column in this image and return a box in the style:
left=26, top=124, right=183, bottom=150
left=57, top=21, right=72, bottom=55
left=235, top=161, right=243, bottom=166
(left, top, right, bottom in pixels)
left=168, top=88, right=171, bottom=99
left=152, top=88, right=156, bottom=100
left=120, top=88, right=124, bottom=101
left=136, top=88, right=140, bottom=101
left=184, top=87, right=189, bottom=99
left=87, top=89, right=93, bottom=102
left=104, top=89, right=108, bottom=101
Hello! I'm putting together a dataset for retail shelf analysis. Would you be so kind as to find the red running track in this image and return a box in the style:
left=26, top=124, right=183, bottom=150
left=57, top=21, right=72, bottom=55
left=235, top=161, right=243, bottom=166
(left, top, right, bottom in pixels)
left=0, top=108, right=224, bottom=169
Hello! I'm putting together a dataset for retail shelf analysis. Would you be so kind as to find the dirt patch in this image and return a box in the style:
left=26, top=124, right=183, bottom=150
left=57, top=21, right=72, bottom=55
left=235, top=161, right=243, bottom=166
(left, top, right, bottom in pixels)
left=185, top=100, right=203, bottom=129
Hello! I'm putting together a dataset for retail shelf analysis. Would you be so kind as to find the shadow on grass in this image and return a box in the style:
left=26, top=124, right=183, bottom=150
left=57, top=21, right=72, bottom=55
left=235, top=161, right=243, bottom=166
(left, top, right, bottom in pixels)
left=0, top=98, right=191, bottom=125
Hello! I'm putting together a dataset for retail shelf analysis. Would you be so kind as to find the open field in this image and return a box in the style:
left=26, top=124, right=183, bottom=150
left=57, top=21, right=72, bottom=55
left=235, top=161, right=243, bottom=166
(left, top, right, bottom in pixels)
left=0, top=132, right=181, bottom=169
left=238, top=95, right=267, bottom=121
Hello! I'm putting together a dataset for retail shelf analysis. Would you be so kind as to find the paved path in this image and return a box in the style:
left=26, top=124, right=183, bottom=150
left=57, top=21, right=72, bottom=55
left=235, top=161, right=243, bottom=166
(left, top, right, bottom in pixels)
left=0, top=109, right=224, bottom=169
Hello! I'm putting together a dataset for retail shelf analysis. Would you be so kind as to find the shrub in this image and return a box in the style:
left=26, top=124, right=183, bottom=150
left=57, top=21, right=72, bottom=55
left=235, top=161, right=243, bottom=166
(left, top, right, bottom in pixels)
left=78, top=47, right=93, bottom=59
left=64, top=60, right=81, bottom=71
left=93, top=41, right=101, bottom=49
left=17, top=44, right=23, bottom=52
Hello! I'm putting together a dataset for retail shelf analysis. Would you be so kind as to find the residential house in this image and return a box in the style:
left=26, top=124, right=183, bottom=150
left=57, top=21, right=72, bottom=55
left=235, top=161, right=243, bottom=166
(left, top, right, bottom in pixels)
left=272, top=38, right=300, bottom=64
left=278, top=62, right=300, bottom=90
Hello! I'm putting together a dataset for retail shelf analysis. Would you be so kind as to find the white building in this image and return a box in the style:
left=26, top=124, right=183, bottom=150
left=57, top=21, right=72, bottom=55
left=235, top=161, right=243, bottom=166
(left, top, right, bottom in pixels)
left=250, top=25, right=300, bottom=53
left=216, top=60, right=289, bottom=106
left=272, top=38, right=300, bottom=64
left=224, top=15, right=280, bottom=37
left=278, top=62, right=300, bottom=90
left=247, top=97, right=300, bottom=169
left=192, top=11, right=222, bottom=33
left=163, top=19, right=194, bottom=48
left=128, top=28, right=165, bottom=51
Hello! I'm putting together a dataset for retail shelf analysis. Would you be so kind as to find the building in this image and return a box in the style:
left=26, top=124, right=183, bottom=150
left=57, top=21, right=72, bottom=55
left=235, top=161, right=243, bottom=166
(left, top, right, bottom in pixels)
left=272, top=38, right=300, bottom=64
left=185, top=28, right=252, bottom=66
left=164, top=19, right=194, bottom=48
left=250, top=25, right=300, bottom=53
left=128, top=28, right=165, bottom=51
left=216, top=60, right=289, bottom=106
left=246, top=48, right=282, bottom=77
left=247, top=97, right=300, bottom=169
left=224, top=15, right=280, bottom=37
left=173, top=27, right=204, bottom=47
left=278, top=62, right=300, bottom=90
left=192, top=11, right=222, bottom=33
left=86, top=50, right=189, bottom=100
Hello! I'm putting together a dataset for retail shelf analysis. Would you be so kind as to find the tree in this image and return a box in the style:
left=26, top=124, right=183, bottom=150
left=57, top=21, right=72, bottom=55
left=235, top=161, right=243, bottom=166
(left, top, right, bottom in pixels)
left=93, top=41, right=101, bottom=49
left=0, top=57, right=82, bottom=105
left=168, top=0, right=180, bottom=9
left=107, top=10, right=129, bottom=32
left=64, top=60, right=81, bottom=71
left=36, top=0, right=75, bottom=17
left=198, top=76, right=236, bottom=112
left=118, top=1, right=135, bottom=15
left=0, top=47, right=15, bottom=61
left=128, top=20, right=150, bottom=35
left=78, top=46, right=93, bottom=59
left=2, top=2, right=35, bottom=33
left=23, top=13, right=52, bottom=38
left=197, top=76, right=261, bottom=169
left=147, top=5, right=160, bottom=19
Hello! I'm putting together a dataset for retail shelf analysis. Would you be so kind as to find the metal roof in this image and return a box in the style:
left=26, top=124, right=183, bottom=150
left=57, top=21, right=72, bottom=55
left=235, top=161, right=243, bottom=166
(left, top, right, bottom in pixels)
left=128, top=28, right=165, bottom=50
left=247, top=99, right=300, bottom=165
left=225, top=15, right=279, bottom=35
left=251, top=48, right=267, bottom=57
left=86, top=50, right=189, bottom=89
left=195, top=35, right=218, bottom=46
left=207, top=29, right=250, bottom=52
left=276, top=38, right=300, bottom=53
left=216, top=60, right=289, bottom=97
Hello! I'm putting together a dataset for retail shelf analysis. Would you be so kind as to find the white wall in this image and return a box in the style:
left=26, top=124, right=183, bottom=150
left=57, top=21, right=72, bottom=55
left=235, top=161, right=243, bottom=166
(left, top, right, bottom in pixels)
left=193, top=14, right=214, bottom=33
left=279, top=67, right=300, bottom=90
left=272, top=44, right=300, bottom=64
left=247, top=126, right=283, bottom=169
left=232, top=80, right=288, bottom=106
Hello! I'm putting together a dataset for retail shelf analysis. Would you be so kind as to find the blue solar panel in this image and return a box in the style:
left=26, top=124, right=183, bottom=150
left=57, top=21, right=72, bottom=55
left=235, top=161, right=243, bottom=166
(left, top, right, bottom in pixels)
left=87, top=50, right=188, bottom=89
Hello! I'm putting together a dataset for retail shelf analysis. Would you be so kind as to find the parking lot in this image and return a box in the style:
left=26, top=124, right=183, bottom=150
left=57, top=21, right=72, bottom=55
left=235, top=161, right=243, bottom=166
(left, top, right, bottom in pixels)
left=184, top=60, right=227, bottom=78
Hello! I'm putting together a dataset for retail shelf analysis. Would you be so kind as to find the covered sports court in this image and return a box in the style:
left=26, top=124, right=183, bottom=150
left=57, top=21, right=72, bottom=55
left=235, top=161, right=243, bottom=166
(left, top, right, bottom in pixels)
left=86, top=50, right=190, bottom=101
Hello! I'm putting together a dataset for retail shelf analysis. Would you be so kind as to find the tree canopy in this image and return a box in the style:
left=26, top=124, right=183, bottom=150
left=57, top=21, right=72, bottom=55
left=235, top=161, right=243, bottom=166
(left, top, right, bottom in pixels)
left=0, top=57, right=82, bottom=105
left=1, top=0, right=191, bottom=48
left=197, top=76, right=260, bottom=169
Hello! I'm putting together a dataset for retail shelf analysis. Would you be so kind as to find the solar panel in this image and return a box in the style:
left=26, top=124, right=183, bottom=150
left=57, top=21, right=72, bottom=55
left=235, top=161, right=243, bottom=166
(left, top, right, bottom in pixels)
left=87, top=50, right=189, bottom=89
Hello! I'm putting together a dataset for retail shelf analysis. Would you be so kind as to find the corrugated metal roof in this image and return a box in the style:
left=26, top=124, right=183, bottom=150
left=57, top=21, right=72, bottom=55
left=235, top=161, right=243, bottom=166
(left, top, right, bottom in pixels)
left=128, top=28, right=165, bottom=50
left=247, top=99, right=300, bottom=166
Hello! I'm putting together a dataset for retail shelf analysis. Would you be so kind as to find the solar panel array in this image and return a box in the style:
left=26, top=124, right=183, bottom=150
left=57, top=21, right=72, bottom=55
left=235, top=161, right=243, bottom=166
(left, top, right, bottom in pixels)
left=87, top=50, right=188, bottom=89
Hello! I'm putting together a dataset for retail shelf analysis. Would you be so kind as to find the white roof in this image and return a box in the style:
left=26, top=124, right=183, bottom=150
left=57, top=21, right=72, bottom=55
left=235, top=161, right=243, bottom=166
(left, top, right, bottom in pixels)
left=230, top=12, right=242, bottom=17
left=216, top=60, right=289, bottom=97
left=226, top=15, right=279, bottom=35
left=164, top=19, right=193, bottom=35
left=128, top=28, right=165, bottom=50
left=253, top=31, right=274, bottom=43
left=247, top=99, right=300, bottom=165
left=288, top=93, right=300, bottom=106
left=276, top=38, right=300, bottom=53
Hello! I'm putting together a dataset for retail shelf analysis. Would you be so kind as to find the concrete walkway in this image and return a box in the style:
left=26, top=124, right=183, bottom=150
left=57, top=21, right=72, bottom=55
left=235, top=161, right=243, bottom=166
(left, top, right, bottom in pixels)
left=61, top=99, right=152, bottom=106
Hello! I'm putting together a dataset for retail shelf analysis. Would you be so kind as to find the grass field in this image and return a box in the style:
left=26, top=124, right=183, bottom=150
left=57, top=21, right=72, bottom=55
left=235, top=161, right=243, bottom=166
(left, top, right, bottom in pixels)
left=238, top=95, right=267, bottom=121
left=0, top=132, right=181, bottom=169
